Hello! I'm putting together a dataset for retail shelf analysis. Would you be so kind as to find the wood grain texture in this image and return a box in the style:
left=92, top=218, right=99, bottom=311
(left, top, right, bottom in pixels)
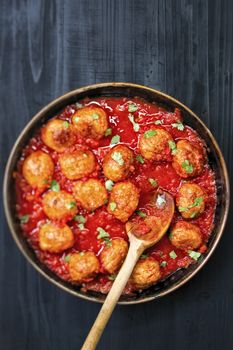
left=0, top=0, right=232, bottom=349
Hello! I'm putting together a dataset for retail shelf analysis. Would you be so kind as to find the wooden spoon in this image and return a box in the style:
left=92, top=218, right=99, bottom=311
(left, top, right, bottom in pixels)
left=81, top=190, right=174, bottom=350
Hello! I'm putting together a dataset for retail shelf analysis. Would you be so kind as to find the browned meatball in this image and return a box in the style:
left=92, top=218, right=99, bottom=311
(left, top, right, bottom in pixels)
left=22, top=151, right=54, bottom=190
left=41, top=119, right=76, bottom=152
left=131, top=257, right=161, bottom=289
left=172, top=140, right=205, bottom=178
left=69, top=252, right=100, bottom=283
left=39, top=222, right=74, bottom=253
left=170, top=221, right=202, bottom=250
left=139, top=127, right=174, bottom=161
left=42, top=190, right=77, bottom=221
left=59, top=149, right=96, bottom=180
left=103, top=145, right=134, bottom=182
left=72, top=106, right=108, bottom=140
left=73, top=179, right=108, bottom=211
left=176, top=183, right=205, bottom=219
left=100, top=238, right=128, bottom=274
left=107, top=181, right=139, bottom=222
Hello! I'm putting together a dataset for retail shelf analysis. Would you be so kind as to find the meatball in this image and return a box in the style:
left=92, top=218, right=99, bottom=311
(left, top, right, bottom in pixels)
left=42, top=190, right=77, bottom=221
left=103, top=145, right=134, bottom=182
left=69, top=252, right=100, bottom=283
left=131, top=257, right=161, bottom=289
left=107, top=181, right=139, bottom=222
left=100, top=238, right=128, bottom=274
left=72, top=106, right=108, bottom=140
left=59, top=149, right=96, bottom=180
left=170, top=221, right=202, bottom=250
left=41, top=119, right=77, bottom=152
left=176, top=183, right=205, bottom=219
left=39, top=222, right=74, bottom=253
left=73, top=179, right=108, bottom=211
left=172, top=140, right=205, bottom=178
left=22, top=151, right=54, bottom=190
left=139, top=127, right=174, bottom=161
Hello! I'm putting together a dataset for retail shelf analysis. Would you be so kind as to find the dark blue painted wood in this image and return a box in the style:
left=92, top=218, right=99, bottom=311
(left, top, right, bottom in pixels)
left=0, top=0, right=233, bottom=349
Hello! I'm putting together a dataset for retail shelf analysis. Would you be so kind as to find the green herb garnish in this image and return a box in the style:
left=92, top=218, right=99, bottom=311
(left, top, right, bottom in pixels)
left=169, top=251, right=177, bottom=259
left=148, top=178, right=157, bottom=187
left=73, top=215, right=86, bottom=223
left=182, top=160, right=193, bottom=174
left=128, top=103, right=138, bottom=112
left=171, top=121, right=184, bottom=131
left=110, top=135, right=120, bottom=145
left=19, top=215, right=29, bottom=224
left=160, top=261, right=167, bottom=267
left=63, top=121, right=69, bottom=129
left=136, top=155, right=145, bottom=164
left=111, top=151, right=124, bottom=166
left=144, top=130, right=157, bottom=138
left=97, top=227, right=110, bottom=239
left=168, top=140, right=177, bottom=155
left=155, top=120, right=163, bottom=125
left=105, top=128, right=112, bottom=136
left=188, top=250, right=201, bottom=261
left=73, top=116, right=80, bottom=123
left=105, top=179, right=114, bottom=191
left=128, top=114, right=140, bottom=132
left=50, top=180, right=60, bottom=192
left=67, top=202, right=76, bottom=209
left=140, top=253, right=148, bottom=259
left=136, top=210, right=147, bottom=218
left=108, top=274, right=117, bottom=281
left=109, top=202, right=117, bottom=211
left=64, top=255, right=71, bottom=262
left=91, top=113, right=99, bottom=120
left=78, top=223, right=85, bottom=230
left=178, top=196, right=204, bottom=213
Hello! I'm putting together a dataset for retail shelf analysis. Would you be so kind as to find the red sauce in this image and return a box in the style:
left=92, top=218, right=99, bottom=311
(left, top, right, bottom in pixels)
left=15, top=97, right=216, bottom=294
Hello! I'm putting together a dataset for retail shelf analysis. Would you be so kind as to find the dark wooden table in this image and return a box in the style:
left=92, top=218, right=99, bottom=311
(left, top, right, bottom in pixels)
left=0, top=1, right=233, bottom=349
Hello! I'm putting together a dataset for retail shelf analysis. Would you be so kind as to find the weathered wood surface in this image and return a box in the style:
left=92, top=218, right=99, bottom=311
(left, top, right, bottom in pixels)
left=0, top=0, right=232, bottom=349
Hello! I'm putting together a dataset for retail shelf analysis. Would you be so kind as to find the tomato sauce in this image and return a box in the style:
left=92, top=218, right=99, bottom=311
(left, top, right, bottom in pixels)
left=15, top=97, right=216, bottom=294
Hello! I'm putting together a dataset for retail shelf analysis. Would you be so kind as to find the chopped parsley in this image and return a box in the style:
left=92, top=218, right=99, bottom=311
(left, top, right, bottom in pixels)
left=73, top=215, right=86, bottom=223
left=144, top=130, right=157, bottom=138
left=155, top=119, right=163, bottom=125
left=171, top=121, right=184, bottom=131
left=190, top=211, right=198, bottom=218
left=91, top=113, right=99, bottom=120
left=75, top=102, right=83, bottom=109
left=64, top=255, right=71, bottom=262
left=156, top=194, right=166, bottom=208
left=67, top=202, right=76, bottom=209
left=140, top=253, right=148, bottom=259
left=78, top=223, right=85, bottom=230
left=105, top=179, right=114, bottom=191
left=105, top=128, right=112, bottom=136
left=108, top=274, right=117, bottom=281
left=168, top=140, right=177, bottom=155
left=128, top=102, right=138, bottom=112
left=128, top=114, right=140, bottom=132
left=111, top=151, right=124, bottom=166
left=188, top=250, right=201, bottom=261
left=148, top=178, right=157, bottom=187
left=110, top=135, right=120, bottom=145
left=63, top=121, right=69, bottom=129
left=169, top=250, right=177, bottom=259
left=136, top=210, right=147, bottom=218
left=19, top=215, right=29, bottom=224
left=109, top=202, right=117, bottom=211
left=97, top=227, right=110, bottom=239
left=182, top=160, right=193, bottom=174
left=178, top=197, right=204, bottom=213
left=73, top=116, right=80, bottom=123
left=160, top=261, right=167, bottom=267
left=136, top=155, right=144, bottom=164
left=50, top=180, right=60, bottom=192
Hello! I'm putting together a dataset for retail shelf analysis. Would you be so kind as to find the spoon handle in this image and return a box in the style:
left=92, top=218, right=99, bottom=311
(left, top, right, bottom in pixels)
left=81, top=237, right=144, bottom=350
